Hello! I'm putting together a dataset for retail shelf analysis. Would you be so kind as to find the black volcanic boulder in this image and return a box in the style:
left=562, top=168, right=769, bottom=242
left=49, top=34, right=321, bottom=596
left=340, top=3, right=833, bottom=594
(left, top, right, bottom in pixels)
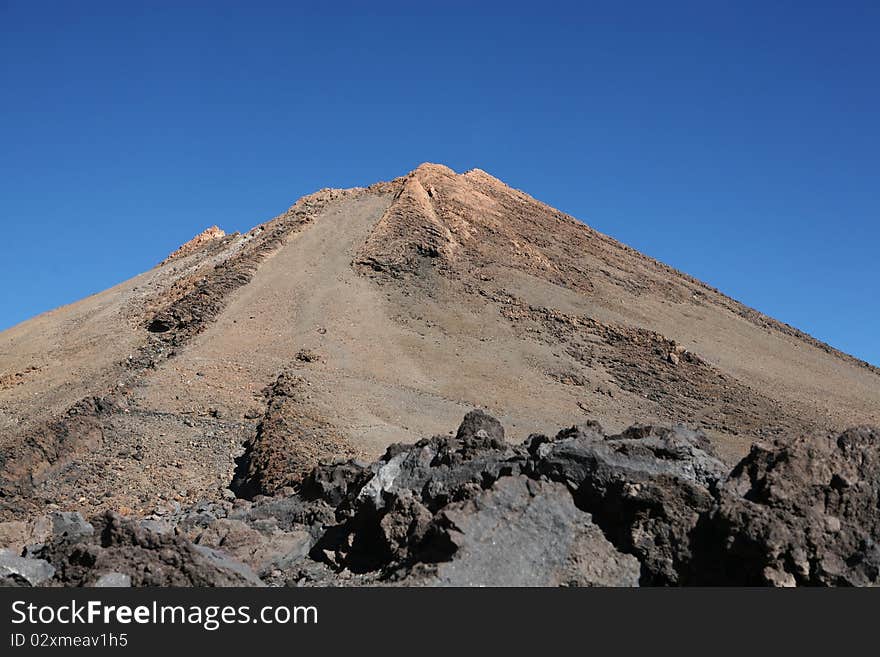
left=306, top=412, right=640, bottom=586
left=359, top=432, right=525, bottom=514
left=419, top=476, right=640, bottom=586
left=299, top=460, right=371, bottom=507
left=529, top=424, right=727, bottom=585
left=455, top=409, right=505, bottom=443
left=308, top=416, right=734, bottom=585
left=707, top=427, right=880, bottom=586
left=310, top=416, right=529, bottom=573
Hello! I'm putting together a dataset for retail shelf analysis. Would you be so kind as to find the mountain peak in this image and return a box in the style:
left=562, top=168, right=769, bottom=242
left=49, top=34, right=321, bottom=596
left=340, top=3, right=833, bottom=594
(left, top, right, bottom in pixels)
left=1, top=163, right=878, bottom=528
left=411, top=162, right=457, bottom=176
left=161, top=225, right=226, bottom=264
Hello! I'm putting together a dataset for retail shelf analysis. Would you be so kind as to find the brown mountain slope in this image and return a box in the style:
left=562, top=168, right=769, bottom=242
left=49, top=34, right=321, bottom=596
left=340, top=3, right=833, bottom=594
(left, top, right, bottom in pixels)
left=1, top=163, right=878, bottom=520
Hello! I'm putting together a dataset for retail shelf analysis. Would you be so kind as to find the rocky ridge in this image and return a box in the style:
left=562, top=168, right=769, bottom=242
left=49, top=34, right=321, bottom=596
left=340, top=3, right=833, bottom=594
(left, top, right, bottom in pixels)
left=160, top=226, right=228, bottom=265
left=0, top=187, right=381, bottom=518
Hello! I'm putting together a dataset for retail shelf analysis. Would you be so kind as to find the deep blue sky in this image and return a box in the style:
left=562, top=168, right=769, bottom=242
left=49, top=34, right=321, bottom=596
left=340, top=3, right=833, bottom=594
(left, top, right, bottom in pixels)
left=1, top=1, right=878, bottom=366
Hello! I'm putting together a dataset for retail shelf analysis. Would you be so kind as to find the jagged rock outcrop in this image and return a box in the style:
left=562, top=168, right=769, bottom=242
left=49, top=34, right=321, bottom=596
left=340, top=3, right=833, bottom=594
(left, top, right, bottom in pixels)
left=36, top=511, right=263, bottom=587
left=3, top=412, right=880, bottom=587
left=0, top=396, right=116, bottom=502
left=160, top=226, right=227, bottom=265
left=704, top=426, right=880, bottom=586
left=419, top=476, right=641, bottom=586
left=528, top=423, right=727, bottom=584
left=230, top=373, right=360, bottom=499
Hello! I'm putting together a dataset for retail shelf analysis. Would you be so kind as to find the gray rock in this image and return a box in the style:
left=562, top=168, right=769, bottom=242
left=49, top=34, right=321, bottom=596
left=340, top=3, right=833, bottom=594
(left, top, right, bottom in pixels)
left=191, top=545, right=264, bottom=586
left=0, top=551, right=55, bottom=586
left=530, top=423, right=724, bottom=584
left=311, top=413, right=529, bottom=573
left=607, top=424, right=728, bottom=489
left=139, top=518, right=174, bottom=535
left=425, top=476, right=640, bottom=587
left=50, top=511, right=93, bottom=541
left=361, top=423, right=525, bottom=514
left=357, top=452, right=408, bottom=509
left=531, top=423, right=726, bottom=490
left=232, top=494, right=334, bottom=534
left=300, top=414, right=727, bottom=585
left=39, top=512, right=265, bottom=587
left=92, top=572, right=132, bottom=587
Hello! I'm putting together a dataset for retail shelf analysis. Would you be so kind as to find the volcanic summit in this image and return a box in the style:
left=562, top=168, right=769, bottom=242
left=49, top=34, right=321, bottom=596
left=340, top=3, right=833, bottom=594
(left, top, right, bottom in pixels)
left=1, top=164, right=878, bottom=586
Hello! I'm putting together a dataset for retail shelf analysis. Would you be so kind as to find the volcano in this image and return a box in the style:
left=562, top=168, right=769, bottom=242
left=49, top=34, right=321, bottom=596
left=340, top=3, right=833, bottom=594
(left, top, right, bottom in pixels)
left=1, top=163, right=878, bottom=523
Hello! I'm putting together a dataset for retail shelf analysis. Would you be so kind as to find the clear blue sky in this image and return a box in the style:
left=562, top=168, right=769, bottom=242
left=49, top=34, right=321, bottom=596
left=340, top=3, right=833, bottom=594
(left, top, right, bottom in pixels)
left=1, top=1, right=878, bottom=366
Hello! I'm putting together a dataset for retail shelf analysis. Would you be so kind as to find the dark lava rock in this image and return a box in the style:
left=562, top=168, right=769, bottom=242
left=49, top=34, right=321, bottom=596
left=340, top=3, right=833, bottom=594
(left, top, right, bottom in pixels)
left=300, top=460, right=370, bottom=507
left=418, top=476, right=639, bottom=586
left=529, top=423, right=726, bottom=585
left=358, top=432, right=525, bottom=513
left=37, top=512, right=262, bottom=587
left=308, top=419, right=529, bottom=575
left=455, top=409, right=505, bottom=443
left=50, top=511, right=94, bottom=542
left=146, top=316, right=175, bottom=333
left=304, top=414, right=642, bottom=586
left=11, top=411, right=880, bottom=588
left=530, top=423, right=726, bottom=490
left=607, top=424, right=728, bottom=489
left=705, top=426, right=880, bottom=586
